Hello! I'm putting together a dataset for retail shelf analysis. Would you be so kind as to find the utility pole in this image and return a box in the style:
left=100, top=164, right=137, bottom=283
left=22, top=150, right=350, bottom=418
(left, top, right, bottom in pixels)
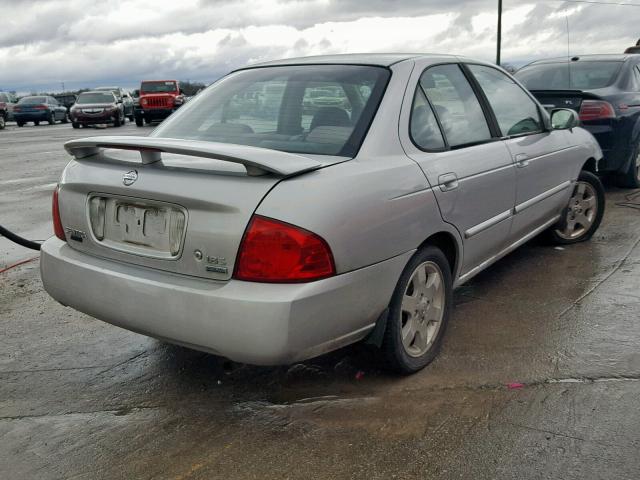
left=496, top=0, right=502, bottom=65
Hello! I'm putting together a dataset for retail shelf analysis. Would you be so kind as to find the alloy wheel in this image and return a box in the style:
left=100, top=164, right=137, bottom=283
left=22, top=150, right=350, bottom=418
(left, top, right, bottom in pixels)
left=555, top=181, right=598, bottom=240
left=400, top=261, right=446, bottom=358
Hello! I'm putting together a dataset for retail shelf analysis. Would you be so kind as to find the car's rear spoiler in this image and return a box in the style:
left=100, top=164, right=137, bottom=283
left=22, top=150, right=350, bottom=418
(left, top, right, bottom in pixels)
left=64, top=136, right=323, bottom=177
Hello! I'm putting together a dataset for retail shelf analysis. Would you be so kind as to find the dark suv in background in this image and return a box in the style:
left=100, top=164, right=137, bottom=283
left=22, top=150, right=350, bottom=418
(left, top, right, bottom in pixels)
left=53, top=93, right=78, bottom=114
left=0, top=91, right=17, bottom=129
left=516, top=54, right=640, bottom=187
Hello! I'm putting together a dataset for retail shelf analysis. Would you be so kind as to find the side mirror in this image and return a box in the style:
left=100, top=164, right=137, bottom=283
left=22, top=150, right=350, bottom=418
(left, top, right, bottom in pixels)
left=551, top=108, right=579, bottom=130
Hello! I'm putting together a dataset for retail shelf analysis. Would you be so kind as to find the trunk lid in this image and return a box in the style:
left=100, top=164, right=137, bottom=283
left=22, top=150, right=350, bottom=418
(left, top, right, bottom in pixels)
left=529, top=89, right=600, bottom=113
left=57, top=137, right=335, bottom=281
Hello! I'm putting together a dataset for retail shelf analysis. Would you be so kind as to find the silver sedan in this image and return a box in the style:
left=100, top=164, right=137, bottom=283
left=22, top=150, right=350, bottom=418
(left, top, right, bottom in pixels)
left=40, top=54, right=604, bottom=373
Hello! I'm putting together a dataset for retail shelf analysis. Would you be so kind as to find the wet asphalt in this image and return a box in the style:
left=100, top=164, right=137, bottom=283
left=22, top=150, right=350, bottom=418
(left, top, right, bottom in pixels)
left=1, top=122, right=640, bottom=479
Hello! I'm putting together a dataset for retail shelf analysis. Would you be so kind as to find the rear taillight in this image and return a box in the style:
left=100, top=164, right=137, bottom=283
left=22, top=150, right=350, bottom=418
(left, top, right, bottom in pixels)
left=35, top=104, right=48, bottom=110
left=234, top=215, right=336, bottom=283
left=52, top=186, right=66, bottom=241
left=579, top=100, right=616, bottom=121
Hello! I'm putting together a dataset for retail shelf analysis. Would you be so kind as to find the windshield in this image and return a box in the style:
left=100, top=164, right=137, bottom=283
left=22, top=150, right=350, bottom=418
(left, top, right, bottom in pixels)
left=77, top=93, right=115, bottom=104
left=152, top=65, right=390, bottom=157
left=141, top=81, right=177, bottom=93
left=515, top=61, right=623, bottom=90
left=18, top=96, right=46, bottom=105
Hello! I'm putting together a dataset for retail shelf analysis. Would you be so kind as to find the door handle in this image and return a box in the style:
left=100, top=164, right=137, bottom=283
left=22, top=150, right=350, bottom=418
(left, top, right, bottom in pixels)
left=439, top=173, right=459, bottom=192
left=515, top=153, right=530, bottom=168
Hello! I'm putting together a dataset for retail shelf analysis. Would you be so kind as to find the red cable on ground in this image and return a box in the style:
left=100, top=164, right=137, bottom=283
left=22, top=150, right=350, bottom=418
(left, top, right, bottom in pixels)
left=0, top=256, right=39, bottom=274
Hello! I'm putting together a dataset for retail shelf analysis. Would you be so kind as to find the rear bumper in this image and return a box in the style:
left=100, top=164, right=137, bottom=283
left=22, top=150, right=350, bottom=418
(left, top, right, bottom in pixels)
left=40, top=238, right=410, bottom=365
left=582, top=121, right=634, bottom=173
left=135, top=107, right=177, bottom=121
left=14, top=112, right=48, bottom=122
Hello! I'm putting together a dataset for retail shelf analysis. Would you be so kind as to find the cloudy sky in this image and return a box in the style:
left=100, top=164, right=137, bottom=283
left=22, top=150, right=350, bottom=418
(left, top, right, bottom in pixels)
left=0, top=0, right=638, bottom=93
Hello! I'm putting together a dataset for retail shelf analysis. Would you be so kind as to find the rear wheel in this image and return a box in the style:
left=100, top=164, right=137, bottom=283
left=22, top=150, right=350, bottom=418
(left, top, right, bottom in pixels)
left=382, top=246, right=452, bottom=374
left=546, top=170, right=605, bottom=244
left=615, top=141, right=640, bottom=189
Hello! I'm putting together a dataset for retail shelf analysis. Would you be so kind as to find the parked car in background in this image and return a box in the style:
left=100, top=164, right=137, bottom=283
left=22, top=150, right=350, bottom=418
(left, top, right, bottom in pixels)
left=95, top=86, right=134, bottom=121
left=69, top=91, right=125, bottom=128
left=0, top=91, right=17, bottom=129
left=53, top=93, right=78, bottom=114
left=42, top=54, right=604, bottom=374
left=624, top=39, right=640, bottom=54
left=515, top=54, right=640, bottom=187
left=134, top=80, right=185, bottom=126
left=13, top=96, right=68, bottom=126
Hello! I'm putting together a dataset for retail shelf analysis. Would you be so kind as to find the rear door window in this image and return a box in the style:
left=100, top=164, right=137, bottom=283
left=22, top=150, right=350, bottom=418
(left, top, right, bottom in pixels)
left=410, top=88, right=446, bottom=150
left=419, top=64, right=492, bottom=147
left=468, top=64, right=543, bottom=137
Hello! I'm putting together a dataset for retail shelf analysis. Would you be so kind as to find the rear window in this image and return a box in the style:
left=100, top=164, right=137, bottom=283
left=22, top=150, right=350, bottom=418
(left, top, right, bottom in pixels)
left=18, top=96, right=46, bottom=105
left=152, top=65, right=390, bottom=157
left=77, top=93, right=115, bottom=104
left=515, top=61, right=623, bottom=90
left=141, top=81, right=177, bottom=93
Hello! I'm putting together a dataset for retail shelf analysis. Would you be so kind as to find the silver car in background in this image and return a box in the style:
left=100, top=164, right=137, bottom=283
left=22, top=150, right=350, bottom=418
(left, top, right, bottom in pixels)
left=40, top=54, right=604, bottom=373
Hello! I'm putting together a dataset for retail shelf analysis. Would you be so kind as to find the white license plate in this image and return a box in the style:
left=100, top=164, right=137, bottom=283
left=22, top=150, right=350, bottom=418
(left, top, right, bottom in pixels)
left=89, top=196, right=186, bottom=258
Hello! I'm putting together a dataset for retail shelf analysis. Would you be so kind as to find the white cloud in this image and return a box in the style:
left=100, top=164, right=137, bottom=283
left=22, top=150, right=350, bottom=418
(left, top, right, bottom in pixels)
left=0, top=0, right=638, bottom=93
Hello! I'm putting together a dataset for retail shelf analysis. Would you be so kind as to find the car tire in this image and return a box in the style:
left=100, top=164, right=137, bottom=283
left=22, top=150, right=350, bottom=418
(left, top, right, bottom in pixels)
left=72, top=122, right=80, bottom=129
left=144, top=117, right=151, bottom=125
left=0, top=113, right=5, bottom=130
left=48, top=112, right=55, bottom=125
left=17, top=121, right=24, bottom=127
left=135, top=116, right=143, bottom=127
left=62, top=112, right=69, bottom=124
left=34, top=121, right=40, bottom=126
left=615, top=141, right=640, bottom=189
left=381, top=245, right=452, bottom=374
left=546, top=170, right=605, bottom=245
left=128, top=115, right=134, bottom=122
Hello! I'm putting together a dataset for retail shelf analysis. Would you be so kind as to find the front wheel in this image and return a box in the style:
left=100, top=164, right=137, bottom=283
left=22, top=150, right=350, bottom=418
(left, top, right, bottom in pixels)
left=546, top=170, right=605, bottom=244
left=382, top=246, right=452, bottom=374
